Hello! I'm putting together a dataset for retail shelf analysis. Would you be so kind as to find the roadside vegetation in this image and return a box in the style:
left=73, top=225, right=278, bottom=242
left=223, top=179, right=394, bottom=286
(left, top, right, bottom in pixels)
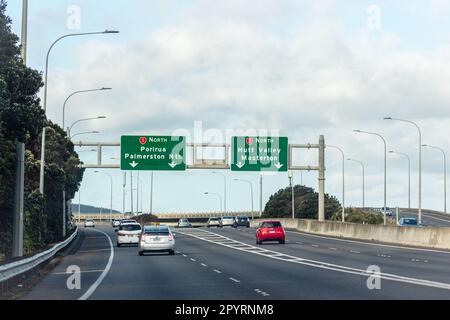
left=0, top=2, right=84, bottom=261
left=331, top=207, right=384, bottom=225
left=263, top=185, right=384, bottom=225
left=263, top=185, right=341, bottom=220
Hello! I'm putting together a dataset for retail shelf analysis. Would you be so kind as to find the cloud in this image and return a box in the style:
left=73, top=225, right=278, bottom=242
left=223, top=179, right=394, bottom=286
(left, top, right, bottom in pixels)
left=40, top=3, right=450, bottom=211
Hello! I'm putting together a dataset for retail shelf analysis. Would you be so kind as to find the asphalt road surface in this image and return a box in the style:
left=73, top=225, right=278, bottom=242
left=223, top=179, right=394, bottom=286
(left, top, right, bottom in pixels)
left=398, top=211, right=450, bottom=227
left=23, top=224, right=450, bottom=300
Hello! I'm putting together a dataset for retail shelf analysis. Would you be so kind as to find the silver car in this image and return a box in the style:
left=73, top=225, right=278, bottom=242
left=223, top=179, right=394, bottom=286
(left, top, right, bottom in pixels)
left=207, top=217, right=221, bottom=227
left=138, top=225, right=175, bottom=256
left=84, top=219, right=95, bottom=228
left=220, top=216, right=235, bottom=227
left=177, top=218, right=191, bottom=228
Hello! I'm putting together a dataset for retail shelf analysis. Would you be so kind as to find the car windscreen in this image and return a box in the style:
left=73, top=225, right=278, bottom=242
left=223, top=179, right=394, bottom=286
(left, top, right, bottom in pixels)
left=120, top=224, right=141, bottom=231
left=223, top=217, right=233, bottom=220
left=403, top=219, right=417, bottom=225
left=238, top=217, right=248, bottom=221
left=261, top=222, right=282, bottom=228
left=210, top=218, right=219, bottom=221
left=144, top=231, right=169, bottom=236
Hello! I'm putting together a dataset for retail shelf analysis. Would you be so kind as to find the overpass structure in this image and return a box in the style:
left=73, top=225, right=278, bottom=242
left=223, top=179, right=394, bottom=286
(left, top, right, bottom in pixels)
left=75, top=211, right=260, bottom=221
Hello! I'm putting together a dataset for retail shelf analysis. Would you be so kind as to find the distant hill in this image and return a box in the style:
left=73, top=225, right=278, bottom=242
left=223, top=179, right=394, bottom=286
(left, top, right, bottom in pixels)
left=70, top=204, right=121, bottom=214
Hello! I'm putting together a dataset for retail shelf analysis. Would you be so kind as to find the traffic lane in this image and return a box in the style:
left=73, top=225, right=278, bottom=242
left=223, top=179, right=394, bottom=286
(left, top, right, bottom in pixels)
left=176, top=230, right=450, bottom=299
left=23, top=227, right=112, bottom=300
left=208, top=227, right=450, bottom=284
left=399, top=212, right=450, bottom=227
left=88, top=227, right=257, bottom=300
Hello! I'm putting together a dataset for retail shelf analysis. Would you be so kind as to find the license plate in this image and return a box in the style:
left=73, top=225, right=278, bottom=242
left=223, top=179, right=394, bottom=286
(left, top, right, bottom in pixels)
left=269, top=230, right=276, bottom=234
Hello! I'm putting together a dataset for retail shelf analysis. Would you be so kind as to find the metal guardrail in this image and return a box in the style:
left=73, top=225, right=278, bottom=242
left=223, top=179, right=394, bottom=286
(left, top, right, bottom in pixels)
left=0, top=227, right=78, bottom=283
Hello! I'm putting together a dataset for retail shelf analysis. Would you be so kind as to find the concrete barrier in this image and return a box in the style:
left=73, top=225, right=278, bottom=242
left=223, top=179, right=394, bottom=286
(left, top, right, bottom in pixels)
left=251, top=218, right=450, bottom=250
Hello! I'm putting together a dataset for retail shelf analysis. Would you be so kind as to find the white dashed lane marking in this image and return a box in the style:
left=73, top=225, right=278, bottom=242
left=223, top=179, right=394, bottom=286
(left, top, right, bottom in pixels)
left=213, top=269, right=222, bottom=274
left=254, top=289, right=270, bottom=297
left=177, top=228, right=450, bottom=291
left=229, top=277, right=241, bottom=283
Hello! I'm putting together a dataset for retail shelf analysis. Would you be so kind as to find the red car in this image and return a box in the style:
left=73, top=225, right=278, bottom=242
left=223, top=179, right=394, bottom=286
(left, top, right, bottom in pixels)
left=256, top=220, right=285, bottom=245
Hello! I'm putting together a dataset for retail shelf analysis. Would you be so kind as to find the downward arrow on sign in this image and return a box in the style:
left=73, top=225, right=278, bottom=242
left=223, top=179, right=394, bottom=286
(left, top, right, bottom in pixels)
left=236, top=162, right=245, bottom=169
left=168, top=162, right=178, bottom=168
left=274, top=163, right=284, bottom=169
left=130, top=161, right=139, bottom=168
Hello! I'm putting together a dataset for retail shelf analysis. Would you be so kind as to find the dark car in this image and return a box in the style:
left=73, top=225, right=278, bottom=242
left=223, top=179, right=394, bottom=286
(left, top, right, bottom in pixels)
left=233, top=216, right=250, bottom=228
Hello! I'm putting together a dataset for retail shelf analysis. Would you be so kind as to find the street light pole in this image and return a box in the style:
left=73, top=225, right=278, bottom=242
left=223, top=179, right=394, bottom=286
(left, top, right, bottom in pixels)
left=122, top=172, right=126, bottom=217
left=212, top=171, right=227, bottom=214
left=347, top=159, right=365, bottom=209
left=39, top=30, right=119, bottom=195
left=233, top=178, right=254, bottom=218
left=70, top=131, right=100, bottom=140
left=259, top=174, right=263, bottom=217
left=149, top=172, right=154, bottom=215
left=68, top=116, right=106, bottom=137
left=354, top=130, right=388, bottom=225
left=384, top=117, right=422, bottom=224
left=422, top=145, right=447, bottom=214
left=62, top=88, right=111, bottom=130
left=389, top=151, right=411, bottom=210
left=95, top=171, right=113, bottom=221
left=327, top=145, right=345, bottom=222
left=288, top=171, right=295, bottom=219
left=204, top=192, right=223, bottom=215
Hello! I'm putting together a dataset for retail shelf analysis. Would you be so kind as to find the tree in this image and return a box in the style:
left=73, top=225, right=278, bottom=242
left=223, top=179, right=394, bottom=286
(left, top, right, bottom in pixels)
left=263, top=185, right=341, bottom=220
left=0, top=1, right=84, bottom=258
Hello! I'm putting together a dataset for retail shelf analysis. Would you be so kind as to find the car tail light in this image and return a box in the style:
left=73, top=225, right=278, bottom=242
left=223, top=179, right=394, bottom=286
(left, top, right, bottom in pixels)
left=168, top=233, right=174, bottom=241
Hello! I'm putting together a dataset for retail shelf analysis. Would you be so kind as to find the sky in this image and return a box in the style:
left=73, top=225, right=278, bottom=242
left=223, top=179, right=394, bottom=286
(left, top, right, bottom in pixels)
left=5, top=0, right=450, bottom=214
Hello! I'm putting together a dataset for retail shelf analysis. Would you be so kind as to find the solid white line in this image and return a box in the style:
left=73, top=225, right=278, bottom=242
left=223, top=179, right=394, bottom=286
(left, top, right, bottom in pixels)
left=78, top=229, right=114, bottom=300
left=285, top=229, right=450, bottom=254
left=78, top=248, right=111, bottom=253
left=52, top=269, right=105, bottom=275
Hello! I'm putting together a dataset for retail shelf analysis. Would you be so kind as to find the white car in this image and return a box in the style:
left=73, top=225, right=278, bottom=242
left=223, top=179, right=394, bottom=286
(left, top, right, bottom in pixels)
left=116, top=223, right=142, bottom=247
left=380, top=207, right=393, bottom=217
left=112, top=219, right=121, bottom=227
left=120, top=219, right=137, bottom=225
left=139, top=225, right=175, bottom=256
left=207, top=217, right=221, bottom=227
left=177, top=218, right=191, bottom=228
left=84, top=219, right=95, bottom=228
left=220, top=216, right=235, bottom=227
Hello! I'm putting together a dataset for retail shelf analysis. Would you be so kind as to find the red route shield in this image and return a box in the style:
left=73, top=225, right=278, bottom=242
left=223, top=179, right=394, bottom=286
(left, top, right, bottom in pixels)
left=139, top=137, right=147, bottom=145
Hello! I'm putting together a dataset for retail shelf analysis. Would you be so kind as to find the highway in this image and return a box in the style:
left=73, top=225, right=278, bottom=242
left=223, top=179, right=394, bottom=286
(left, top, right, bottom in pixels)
left=23, top=224, right=450, bottom=300
left=398, top=211, right=450, bottom=227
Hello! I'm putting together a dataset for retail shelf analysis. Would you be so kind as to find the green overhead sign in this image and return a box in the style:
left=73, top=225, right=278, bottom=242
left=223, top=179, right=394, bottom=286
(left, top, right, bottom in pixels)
left=120, top=135, right=186, bottom=171
left=231, top=136, right=288, bottom=172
